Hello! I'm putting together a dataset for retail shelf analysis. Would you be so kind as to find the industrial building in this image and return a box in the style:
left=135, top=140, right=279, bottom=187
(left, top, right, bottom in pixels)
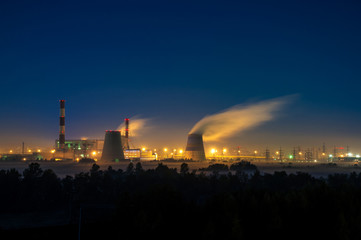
left=0, top=152, right=43, bottom=162
left=54, top=99, right=156, bottom=161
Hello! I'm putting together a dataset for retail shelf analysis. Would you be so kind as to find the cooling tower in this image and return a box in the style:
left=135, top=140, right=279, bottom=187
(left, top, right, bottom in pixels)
left=185, top=134, right=206, bottom=161
left=101, top=130, right=125, bottom=162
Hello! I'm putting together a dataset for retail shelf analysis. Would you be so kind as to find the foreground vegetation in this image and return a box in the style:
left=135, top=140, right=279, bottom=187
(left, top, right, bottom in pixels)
left=1, top=162, right=361, bottom=240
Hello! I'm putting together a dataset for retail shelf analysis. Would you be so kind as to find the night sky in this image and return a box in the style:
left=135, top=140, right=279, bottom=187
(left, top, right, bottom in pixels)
left=1, top=0, right=361, bottom=152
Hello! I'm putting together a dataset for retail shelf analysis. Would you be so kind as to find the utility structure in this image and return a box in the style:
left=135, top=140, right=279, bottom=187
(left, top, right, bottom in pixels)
left=185, top=133, right=206, bottom=161
left=279, top=147, right=283, bottom=161
left=333, top=146, right=337, bottom=161
left=59, top=100, right=65, bottom=151
left=305, top=148, right=313, bottom=161
left=293, top=147, right=297, bottom=161
left=101, top=130, right=125, bottom=162
left=265, top=148, right=270, bottom=161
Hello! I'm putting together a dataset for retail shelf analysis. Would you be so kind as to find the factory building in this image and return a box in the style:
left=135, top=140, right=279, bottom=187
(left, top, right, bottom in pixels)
left=124, top=149, right=141, bottom=160
left=0, top=152, right=43, bottom=162
left=55, top=139, right=103, bottom=159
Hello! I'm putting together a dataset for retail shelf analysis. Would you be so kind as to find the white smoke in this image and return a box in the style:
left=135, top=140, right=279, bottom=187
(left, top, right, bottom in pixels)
left=116, top=116, right=149, bottom=137
left=189, top=95, right=295, bottom=142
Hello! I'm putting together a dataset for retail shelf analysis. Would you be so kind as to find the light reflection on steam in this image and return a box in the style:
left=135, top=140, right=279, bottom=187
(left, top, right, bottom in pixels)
left=189, top=95, right=295, bottom=142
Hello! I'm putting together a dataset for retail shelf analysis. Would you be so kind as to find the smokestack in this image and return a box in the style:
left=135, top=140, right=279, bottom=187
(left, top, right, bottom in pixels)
left=185, top=134, right=206, bottom=161
left=59, top=100, right=65, bottom=150
left=125, top=118, right=129, bottom=149
left=101, top=130, right=125, bottom=162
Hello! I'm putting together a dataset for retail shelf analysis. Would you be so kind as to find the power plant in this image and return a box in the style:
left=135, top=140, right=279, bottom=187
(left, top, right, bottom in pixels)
left=185, top=134, right=206, bottom=161
left=55, top=99, right=103, bottom=161
left=53, top=100, right=153, bottom=161
left=100, top=130, right=125, bottom=162
left=1, top=99, right=360, bottom=164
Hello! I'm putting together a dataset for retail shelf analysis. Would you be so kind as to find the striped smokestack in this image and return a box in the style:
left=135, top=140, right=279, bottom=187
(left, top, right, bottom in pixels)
left=125, top=118, right=129, bottom=149
left=59, top=100, right=65, bottom=150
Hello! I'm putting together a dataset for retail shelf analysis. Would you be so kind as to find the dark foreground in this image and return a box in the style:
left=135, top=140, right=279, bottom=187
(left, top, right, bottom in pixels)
left=1, top=161, right=361, bottom=240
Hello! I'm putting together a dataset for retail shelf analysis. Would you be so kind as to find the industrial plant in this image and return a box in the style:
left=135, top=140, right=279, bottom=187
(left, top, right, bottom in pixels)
left=0, top=99, right=360, bottom=164
left=52, top=100, right=155, bottom=162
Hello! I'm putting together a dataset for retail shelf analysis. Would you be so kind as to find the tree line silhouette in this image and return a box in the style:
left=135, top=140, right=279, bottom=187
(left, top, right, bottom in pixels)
left=1, top=162, right=361, bottom=239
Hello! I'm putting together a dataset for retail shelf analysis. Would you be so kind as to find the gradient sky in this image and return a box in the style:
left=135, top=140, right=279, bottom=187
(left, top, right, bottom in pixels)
left=1, top=0, right=361, bottom=153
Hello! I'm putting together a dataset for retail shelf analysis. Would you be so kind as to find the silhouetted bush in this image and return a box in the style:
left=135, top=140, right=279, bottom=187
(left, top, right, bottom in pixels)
left=78, top=158, right=96, bottom=163
left=230, top=160, right=258, bottom=171
left=199, top=163, right=229, bottom=172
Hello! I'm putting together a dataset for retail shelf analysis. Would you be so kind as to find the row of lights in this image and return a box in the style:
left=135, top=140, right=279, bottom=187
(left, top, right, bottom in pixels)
left=8, top=148, right=361, bottom=160
left=208, top=149, right=361, bottom=158
left=9, top=149, right=42, bottom=153
left=141, top=148, right=184, bottom=154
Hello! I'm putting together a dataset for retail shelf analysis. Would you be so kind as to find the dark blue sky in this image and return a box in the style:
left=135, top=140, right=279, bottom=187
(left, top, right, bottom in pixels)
left=1, top=0, right=361, bottom=152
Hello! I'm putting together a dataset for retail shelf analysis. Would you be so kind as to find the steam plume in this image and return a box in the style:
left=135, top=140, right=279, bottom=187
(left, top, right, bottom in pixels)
left=117, top=116, right=149, bottom=137
left=189, top=95, right=295, bottom=142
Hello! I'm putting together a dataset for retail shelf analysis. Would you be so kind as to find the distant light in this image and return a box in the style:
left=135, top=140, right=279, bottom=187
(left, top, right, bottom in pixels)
left=28, top=150, right=32, bottom=153
left=37, top=149, right=41, bottom=153
left=314, top=160, right=317, bottom=162
left=51, top=149, right=55, bottom=153
left=211, top=148, right=216, bottom=154
left=299, top=152, right=302, bottom=155
left=9, top=150, right=13, bottom=153
left=142, top=147, right=146, bottom=151
left=276, top=151, right=279, bottom=154
left=329, top=154, right=333, bottom=158
left=289, top=155, right=293, bottom=159
left=322, top=153, right=326, bottom=156
left=179, top=149, right=183, bottom=154
left=254, top=150, right=257, bottom=154
left=92, top=151, right=97, bottom=156
left=340, top=155, right=344, bottom=157
left=348, top=153, right=353, bottom=157
left=23, top=158, right=26, bottom=161
left=357, top=155, right=360, bottom=158
left=164, top=148, right=168, bottom=152
left=223, top=149, right=227, bottom=153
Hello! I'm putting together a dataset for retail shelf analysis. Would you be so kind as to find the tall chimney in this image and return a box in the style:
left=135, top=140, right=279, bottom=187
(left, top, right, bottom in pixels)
left=124, top=118, right=129, bottom=149
left=101, top=130, right=125, bottom=162
left=59, top=100, right=65, bottom=150
left=185, top=133, right=206, bottom=161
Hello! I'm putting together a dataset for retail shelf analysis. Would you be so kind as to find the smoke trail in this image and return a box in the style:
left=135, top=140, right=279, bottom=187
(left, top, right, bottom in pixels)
left=117, top=116, right=149, bottom=137
left=189, top=95, right=295, bottom=142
